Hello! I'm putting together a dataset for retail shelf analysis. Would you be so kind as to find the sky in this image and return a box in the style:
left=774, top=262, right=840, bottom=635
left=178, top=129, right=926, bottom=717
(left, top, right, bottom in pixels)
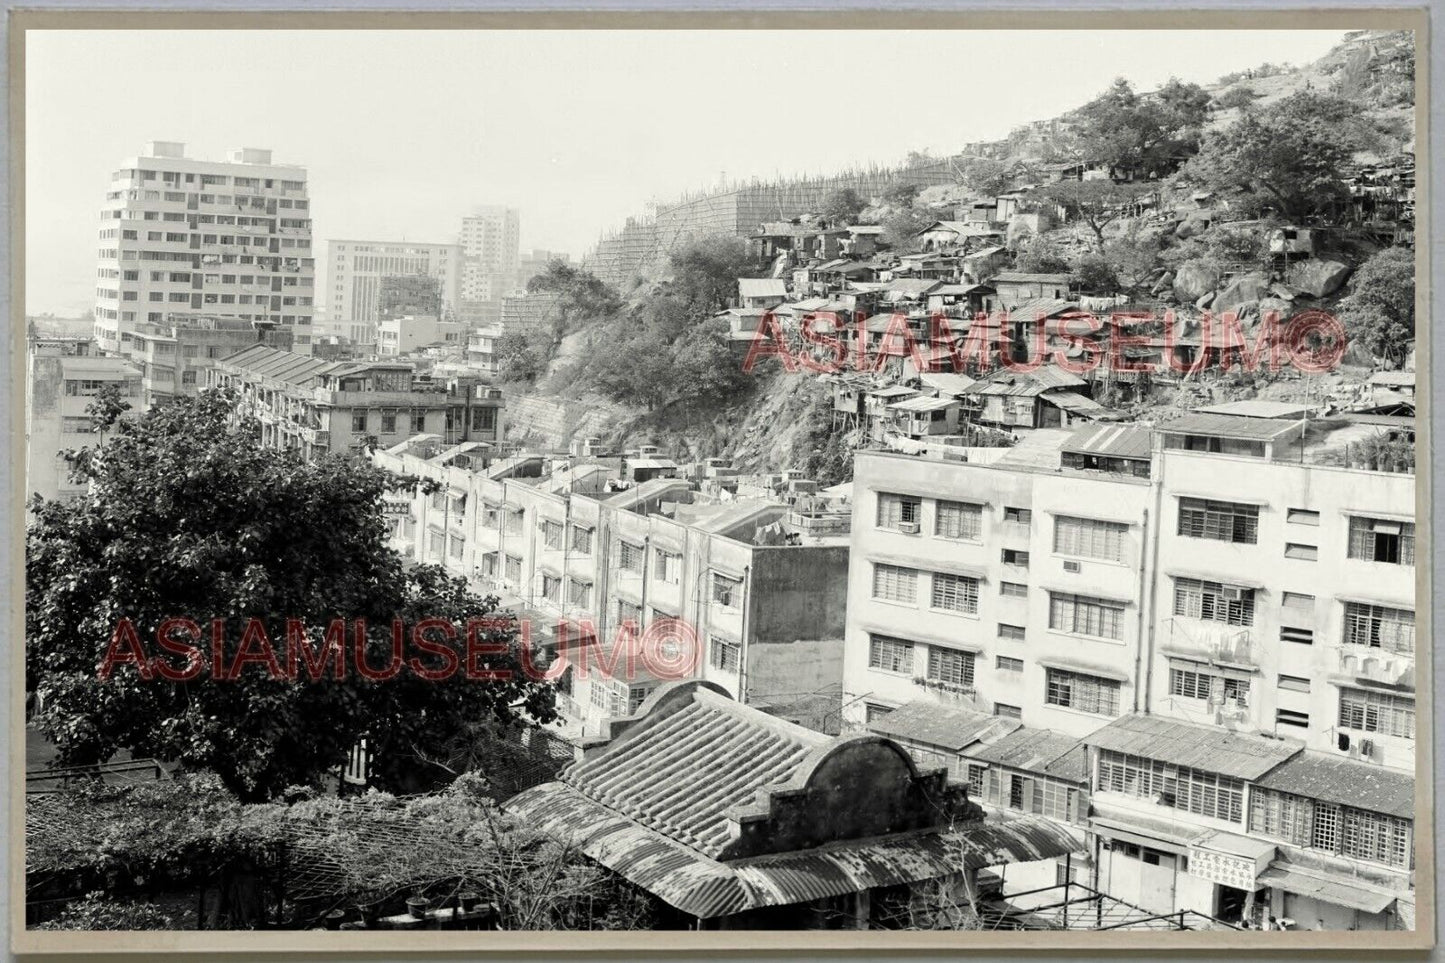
left=25, top=28, right=1351, bottom=316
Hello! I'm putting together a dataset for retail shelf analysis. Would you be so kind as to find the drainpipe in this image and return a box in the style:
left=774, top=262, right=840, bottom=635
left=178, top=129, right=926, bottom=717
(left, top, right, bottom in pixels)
left=737, top=563, right=753, bottom=704
left=1131, top=507, right=1149, bottom=714
left=1142, top=444, right=1166, bottom=714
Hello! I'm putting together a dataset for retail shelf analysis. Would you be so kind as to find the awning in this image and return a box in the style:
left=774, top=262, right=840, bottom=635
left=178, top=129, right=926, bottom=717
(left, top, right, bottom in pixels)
left=1089, top=811, right=1203, bottom=856
left=1256, top=865, right=1399, bottom=915
left=866, top=553, right=989, bottom=581
left=857, top=621, right=983, bottom=655
left=507, top=782, right=1081, bottom=919
left=1036, top=656, right=1132, bottom=683
left=1165, top=570, right=1267, bottom=591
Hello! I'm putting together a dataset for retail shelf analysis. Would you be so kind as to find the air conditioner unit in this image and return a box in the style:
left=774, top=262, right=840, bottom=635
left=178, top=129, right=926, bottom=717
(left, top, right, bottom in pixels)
left=1221, top=586, right=1245, bottom=601
left=898, top=521, right=920, bottom=534
left=1063, top=560, right=1081, bottom=573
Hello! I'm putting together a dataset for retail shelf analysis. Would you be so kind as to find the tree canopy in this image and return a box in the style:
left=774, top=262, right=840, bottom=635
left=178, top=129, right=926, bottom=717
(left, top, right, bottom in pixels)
left=669, top=235, right=764, bottom=314
left=1339, top=246, right=1414, bottom=364
left=1074, top=77, right=1211, bottom=177
left=27, top=390, right=557, bottom=802
left=525, top=261, right=623, bottom=339
left=820, top=188, right=866, bottom=224
left=1038, top=179, right=1150, bottom=246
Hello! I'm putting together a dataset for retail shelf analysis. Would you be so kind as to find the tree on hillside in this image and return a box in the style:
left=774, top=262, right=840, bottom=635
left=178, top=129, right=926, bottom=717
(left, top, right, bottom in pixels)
left=526, top=261, right=623, bottom=339
left=960, top=158, right=1012, bottom=199
left=821, top=188, right=866, bottom=224
left=1339, top=246, right=1414, bottom=364
left=882, top=182, right=921, bottom=209
left=496, top=329, right=549, bottom=383
left=1214, top=85, right=1260, bottom=110
left=26, top=390, right=557, bottom=802
left=1075, top=77, right=1211, bottom=177
left=669, top=316, right=752, bottom=407
left=1181, top=91, right=1394, bottom=220
left=1038, top=179, right=1149, bottom=247
left=670, top=235, right=762, bottom=314
left=1013, top=236, right=1073, bottom=275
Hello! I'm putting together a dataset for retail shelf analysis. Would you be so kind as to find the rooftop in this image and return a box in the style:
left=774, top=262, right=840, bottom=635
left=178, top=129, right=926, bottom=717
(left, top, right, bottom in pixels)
left=867, top=701, right=1020, bottom=752
left=1253, top=751, right=1414, bottom=819
left=1085, top=714, right=1302, bottom=782
left=1157, top=412, right=1305, bottom=442
left=1194, top=400, right=1313, bottom=419
left=965, top=728, right=1088, bottom=783
left=1063, top=423, right=1153, bottom=460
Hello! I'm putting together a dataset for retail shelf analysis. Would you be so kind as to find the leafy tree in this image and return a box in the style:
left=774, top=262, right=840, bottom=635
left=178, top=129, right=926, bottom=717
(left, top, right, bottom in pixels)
left=496, top=329, right=549, bottom=382
left=882, top=182, right=922, bottom=209
left=1075, top=77, right=1210, bottom=177
left=669, top=235, right=763, bottom=314
left=881, top=206, right=931, bottom=253
left=27, top=389, right=557, bottom=802
left=1214, top=85, right=1259, bottom=110
left=1039, top=180, right=1150, bottom=247
left=526, top=261, right=622, bottom=339
left=1340, top=246, right=1414, bottom=364
left=960, top=158, right=1011, bottom=198
left=1071, top=252, right=1119, bottom=294
left=669, top=316, right=752, bottom=407
left=820, top=188, right=866, bottom=224
left=1013, top=236, right=1073, bottom=275
left=1099, top=232, right=1163, bottom=294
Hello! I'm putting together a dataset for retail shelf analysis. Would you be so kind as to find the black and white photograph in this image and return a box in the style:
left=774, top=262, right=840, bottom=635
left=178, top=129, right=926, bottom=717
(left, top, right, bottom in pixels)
left=13, top=11, right=1430, bottom=953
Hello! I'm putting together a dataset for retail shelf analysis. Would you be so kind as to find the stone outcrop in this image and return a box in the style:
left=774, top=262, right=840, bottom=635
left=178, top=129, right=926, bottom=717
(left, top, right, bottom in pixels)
left=1287, top=259, right=1352, bottom=298
left=1172, top=260, right=1221, bottom=302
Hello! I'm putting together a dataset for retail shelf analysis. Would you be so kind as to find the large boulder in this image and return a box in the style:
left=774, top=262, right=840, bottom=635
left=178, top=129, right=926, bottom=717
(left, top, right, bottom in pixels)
left=1173, top=260, right=1221, bottom=301
left=1256, top=297, right=1295, bottom=323
left=1287, top=258, right=1352, bottom=298
left=1214, top=271, right=1272, bottom=315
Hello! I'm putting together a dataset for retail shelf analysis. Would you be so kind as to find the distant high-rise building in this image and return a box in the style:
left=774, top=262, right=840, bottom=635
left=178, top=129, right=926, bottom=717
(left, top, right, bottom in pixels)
left=460, top=206, right=521, bottom=300
left=323, top=239, right=462, bottom=340
left=94, top=142, right=316, bottom=355
left=515, top=248, right=571, bottom=292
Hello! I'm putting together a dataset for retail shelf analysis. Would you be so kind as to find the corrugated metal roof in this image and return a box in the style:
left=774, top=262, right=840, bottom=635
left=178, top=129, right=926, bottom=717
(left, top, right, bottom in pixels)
left=1158, top=413, right=1303, bottom=441
left=1045, top=391, right=1108, bottom=415
left=1195, top=400, right=1312, bottom=419
left=1084, top=714, right=1302, bottom=781
left=506, top=780, right=1081, bottom=918
left=1008, top=297, right=1077, bottom=320
left=889, top=396, right=958, bottom=413
left=219, top=344, right=337, bottom=385
left=1368, top=371, right=1415, bottom=387
left=1256, top=864, right=1398, bottom=914
left=969, top=365, right=1087, bottom=397
left=992, top=272, right=1073, bottom=284
left=866, top=701, right=1020, bottom=752
left=738, top=278, right=788, bottom=300
left=965, top=728, right=1088, bottom=782
left=1253, top=751, right=1414, bottom=818
left=1062, top=424, right=1153, bottom=460
left=920, top=372, right=977, bottom=396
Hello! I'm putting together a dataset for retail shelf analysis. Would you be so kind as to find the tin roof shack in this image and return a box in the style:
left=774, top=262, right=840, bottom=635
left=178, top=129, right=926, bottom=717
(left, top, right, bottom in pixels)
left=962, top=245, right=1008, bottom=284
left=507, top=681, right=1082, bottom=929
left=965, top=365, right=1100, bottom=431
left=863, top=384, right=920, bottom=443
left=840, top=224, right=885, bottom=257
left=1156, top=413, right=1307, bottom=462
left=737, top=277, right=789, bottom=310
left=927, top=282, right=996, bottom=319
left=887, top=394, right=962, bottom=442
left=1060, top=424, right=1152, bottom=478
left=992, top=272, right=1075, bottom=308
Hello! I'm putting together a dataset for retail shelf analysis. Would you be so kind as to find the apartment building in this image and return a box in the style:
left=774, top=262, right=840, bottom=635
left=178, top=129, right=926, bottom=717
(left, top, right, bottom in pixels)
left=322, top=239, right=462, bottom=339
left=460, top=206, right=521, bottom=301
left=372, top=441, right=852, bottom=739
left=208, top=344, right=504, bottom=460
left=26, top=338, right=142, bottom=503
left=95, top=142, right=315, bottom=355
left=375, top=315, right=464, bottom=357
left=844, top=410, right=1417, bottom=930
left=117, top=316, right=293, bottom=406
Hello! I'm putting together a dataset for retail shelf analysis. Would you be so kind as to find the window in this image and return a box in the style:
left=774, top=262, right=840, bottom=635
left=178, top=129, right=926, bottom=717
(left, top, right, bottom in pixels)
left=709, top=573, right=741, bottom=609
left=1172, top=577, right=1255, bottom=626
left=998, top=624, right=1026, bottom=641
left=926, top=648, right=974, bottom=687
left=930, top=573, right=979, bottom=614
left=1003, top=506, right=1032, bottom=524
left=709, top=637, right=741, bottom=673
left=864, top=703, right=895, bottom=724
left=1000, top=581, right=1028, bottom=598
left=615, top=599, right=642, bottom=626
left=872, top=563, right=918, bottom=604
left=542, top=520, right=564, bottom=550
left=504, top=555, right=522, bottom=583
left=967, top=764, right=987, bottom=795
left=1045, top=668, right=1120, bottom=716
left=1250, top=788, right=1411, bottom=869
left=1282, top=591, right=1315, bottom=608
left=566, top=578, right=592, bottom=609
left=351, top=411, right=368, bottom=433
left=1343, top=602, right=1414, bottom=654
left=654, top=550, right=680, bottom=583
left=877, top=493, right=922, bottom=531
left=995, top=703, right=1022, bottom=719
left=1284, top=543, right=1318, bottom=561
left=1001, top=548, right=1030, bottom=566
left=1177, top=497, right=1259, bottom=544
left=1281, top=625, right=1314, bottom=644
left=1287, top=508, right=1320, bottom=525
left=1054, top=516, right=1126, bottom=561
left=1276, top=708, right=1310, bottom=728
left=570, top=525, right=593, bottom=555
left=997, top=656, right=1024, bottom=672
left=412, top=412, right=426, bottom=433
left=448, top=535, right=464, bottom=560
left=1277, top=674, right=1311, bottom=693
left=381, top=412, right=397, bottom=434
left=935, top=500, right=982, bottom=540
left=1048, top=592, right=1125, bottom=640
left=868, top=634, right=914, bottom=674
left=1169, top=666, right=1249, bottom=706
left=1348, top=516, right=1415, bottom=566
left=1338, top=687, right=1414, bottom=739
left=618, top=541, right=643, bottom=573
left=541, top=574, right=562, bottom=603
left=1097, top=750, right=1243, bottom=822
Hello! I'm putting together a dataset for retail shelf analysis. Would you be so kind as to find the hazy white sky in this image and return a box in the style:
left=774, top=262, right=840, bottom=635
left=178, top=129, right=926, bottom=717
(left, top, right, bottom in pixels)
left=26, top=28, right=1349, bottom=315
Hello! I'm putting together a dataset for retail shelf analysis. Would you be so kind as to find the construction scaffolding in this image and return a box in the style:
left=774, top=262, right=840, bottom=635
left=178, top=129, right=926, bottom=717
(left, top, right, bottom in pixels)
left=979, top=880, right=1242, bottom=931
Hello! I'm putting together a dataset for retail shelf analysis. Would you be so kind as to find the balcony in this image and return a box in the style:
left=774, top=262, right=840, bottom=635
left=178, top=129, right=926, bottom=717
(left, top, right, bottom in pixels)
left=1337, top=647, right=1415, bottom=691
left=1161, top=618, right=1255, bottom=669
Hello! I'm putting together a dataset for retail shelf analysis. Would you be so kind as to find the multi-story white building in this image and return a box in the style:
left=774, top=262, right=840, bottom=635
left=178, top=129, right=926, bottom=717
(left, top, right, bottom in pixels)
left=460, top=206, right=521, bottom=301
left=94, top=142, right=315, bottom=355
left=322, top=239, right=463, bottom=341
left=25, top=338, right=142, bottom=503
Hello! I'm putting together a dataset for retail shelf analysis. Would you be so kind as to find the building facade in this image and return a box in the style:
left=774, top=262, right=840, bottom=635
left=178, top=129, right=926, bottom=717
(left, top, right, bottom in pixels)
left=95, top=142, right=315, bottom=355
left=322, top=239, right=462, bottom=338
left=116, top=316, right=293, bottom=406
left=461, top=206, right=521, bottom=301
left=26, top=338, right=142, bottom=503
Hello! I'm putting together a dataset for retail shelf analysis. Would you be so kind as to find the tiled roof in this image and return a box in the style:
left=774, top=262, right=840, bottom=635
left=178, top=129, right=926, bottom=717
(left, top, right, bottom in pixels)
left=866, top=701, right=1020, bottom=752
left=558, top=686, right=827, bottom=856
left=1085, top=714, right=1302, bottom=782
left=1253, top=751, right=1414, bottom=819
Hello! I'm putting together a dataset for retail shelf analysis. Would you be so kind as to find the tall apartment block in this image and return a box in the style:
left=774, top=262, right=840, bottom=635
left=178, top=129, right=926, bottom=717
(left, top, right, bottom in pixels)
left=460, top=206, right=521, bottom=301
left=94, top=142, right=316, bottom=355
left=322, top=240, right=463, bottom=344
left=842, top=412, right=1418, bottom=930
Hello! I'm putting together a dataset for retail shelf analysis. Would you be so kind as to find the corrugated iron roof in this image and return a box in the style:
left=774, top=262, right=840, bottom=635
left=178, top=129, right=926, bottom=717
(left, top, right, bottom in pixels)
left=1195, top=400, right=1312, bottom=419
left=1045, top=391, right=1108, bottom=415
left=965, top=727, right=1088, bottom=782
left=1008, top=297, right=1077, bottom=320
left=992, top=272, right=1074, bottom=284
left=1084, top=714, right=1302, bottom=781
left=1256, top=863, right=1399, bottom=914
left=967, top=364, right=1088, bottom=397
left=888, top=395, right=958, bottom=413
left=866, top=701, right=1020, bottom=752
left=1158, top=413, right=1303, bottom=442
left=1062, top=424, right=1154, bottom=460
left=1253, top=751, right=1414, bottom=818
left=738, top=278, right=788, bottom=300
left=506, top=780, right=1081, bottom=918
